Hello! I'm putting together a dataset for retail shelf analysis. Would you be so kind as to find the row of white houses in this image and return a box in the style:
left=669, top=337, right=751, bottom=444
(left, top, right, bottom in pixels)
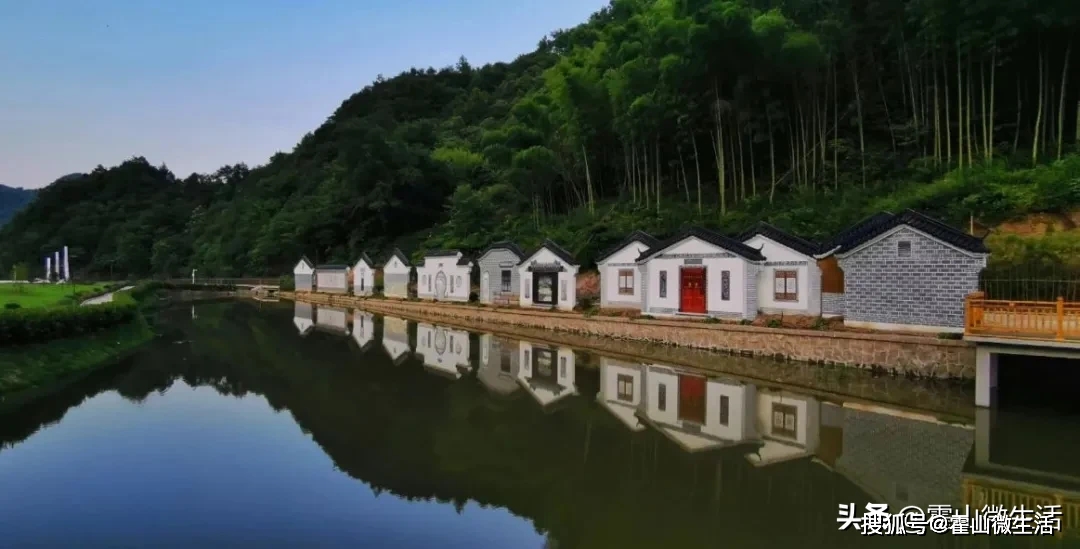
left=292, top=209, right=988, bottom=332
left=291, top=302, right=975, bottom=509
left=293, top=240, right=582, bottom=310
left=593, top=209, right=989, bottom=333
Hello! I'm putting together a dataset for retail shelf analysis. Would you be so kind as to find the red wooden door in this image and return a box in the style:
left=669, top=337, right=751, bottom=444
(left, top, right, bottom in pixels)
left=680, top=267, right=706, bottom=313
left=678, top=375, right=707, bottom=424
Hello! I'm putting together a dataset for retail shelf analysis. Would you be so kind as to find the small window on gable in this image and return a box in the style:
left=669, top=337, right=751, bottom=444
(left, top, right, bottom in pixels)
left=898, top=240, right=912, bottom=258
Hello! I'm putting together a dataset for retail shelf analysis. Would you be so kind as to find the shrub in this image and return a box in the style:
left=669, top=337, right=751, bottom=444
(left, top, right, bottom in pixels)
left=0, top=302, right=138, bottom=346
left=469, top=291, right=479, bottom=302
left=578, top=296, right=596, bottom=310
left=279, top=275, right=295, bottom=291
left=4, top=303, right=20, bottom=310
left=766, top=319, right=783, bottom=328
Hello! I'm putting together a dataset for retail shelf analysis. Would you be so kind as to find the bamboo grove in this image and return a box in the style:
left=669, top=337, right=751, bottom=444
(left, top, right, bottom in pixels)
left=502, top=0, right=1080, bottom=219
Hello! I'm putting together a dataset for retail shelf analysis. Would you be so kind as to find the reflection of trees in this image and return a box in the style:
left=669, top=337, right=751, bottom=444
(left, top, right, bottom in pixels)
left=3, top=301, right=918, bottom=548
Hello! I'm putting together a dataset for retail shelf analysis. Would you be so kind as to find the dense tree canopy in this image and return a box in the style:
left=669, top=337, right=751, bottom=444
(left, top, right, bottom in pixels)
left=4, top=0, right=1080, bottom=278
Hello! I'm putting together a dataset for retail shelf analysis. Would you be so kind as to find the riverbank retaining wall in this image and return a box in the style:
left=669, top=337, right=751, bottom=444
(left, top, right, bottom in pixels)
left=279, top=291, right=975, bottom=380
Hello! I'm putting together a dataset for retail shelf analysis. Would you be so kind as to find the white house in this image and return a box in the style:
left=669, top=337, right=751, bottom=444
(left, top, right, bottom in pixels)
left=596, top=231, right=658, bottom=310
left=314, top=306, right=350, bottom=335
left=417, top=250, right=473, bottom=302
left=294, top=256, right=314, bottom=292
left=353, top=253, right=376, bottom=297
left=637, top=227, right=766, bottom=320
left=352, top=311, right=376, bottom=352
left=382, top=316, right=412, bottom=365
left=415, top=323, right=472, bottom=379
left=517, top=341, right=577, bottom=409
left=518, top=240, right=579, bottom=311
left=477, top=241, right=526, bottom=305
left=745, top=389, right=821, bottom=467
left=293, top=301, right=314, bottom=336
left=478, top=334, right=521, bottom=396
left=637, top=363, right=759, bottom=453
left=597, top=357, right=646, bottom=431
left=737, top=222, right=822, bottom=316
left=315, top=264, right=350, bottom=294
left=381, top=249, right=412, bottom=298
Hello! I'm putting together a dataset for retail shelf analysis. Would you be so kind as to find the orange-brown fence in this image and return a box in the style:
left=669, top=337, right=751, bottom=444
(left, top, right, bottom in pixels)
left=966, top=292, right=1080, bottom=341
left=964, top=478, right=1079, bottom=537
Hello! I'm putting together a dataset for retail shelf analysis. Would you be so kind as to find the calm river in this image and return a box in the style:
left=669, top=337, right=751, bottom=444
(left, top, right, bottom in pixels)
left=0, top=299, right=1077, bottom=548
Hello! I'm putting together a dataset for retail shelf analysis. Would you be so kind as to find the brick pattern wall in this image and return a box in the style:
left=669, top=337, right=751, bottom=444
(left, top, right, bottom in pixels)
left=295, top=274, right=312, bottom=292
left=743, top=264, right=759, bottom=320
left=478, top=250, right=521, bottom=305
left=808, top=262, right=823, bottom=316
left=822, top=292, right=845, bottom=315
left=838, top=227, right=985, bottom=328
left=834, top=407, right=974, bottom=508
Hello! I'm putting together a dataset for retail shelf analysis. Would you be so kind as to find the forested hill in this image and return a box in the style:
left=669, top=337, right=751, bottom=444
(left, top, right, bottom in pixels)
left=3, top=0, right=1080, bottom=279
left=0, top=185, right=36, bottom=227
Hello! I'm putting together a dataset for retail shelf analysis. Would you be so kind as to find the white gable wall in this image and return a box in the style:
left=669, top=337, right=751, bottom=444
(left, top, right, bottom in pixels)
left=383, top=256, right=412, bottom=298
left=518, top=248, right=579, bottom=311
left=417, top=254, right=472, bottom=302
left=294, top=260, right=313, bottom=275
left=353, top=261, right=375, bottom=296
left=599, top=241, right=651, bottom=309
left=743, top=235, right=821, bottom=316
left=352, top=311, right=375, bottom=349
left=381, top=316, right=412, bottom=362
left=641, top=237, right=754, bottom=319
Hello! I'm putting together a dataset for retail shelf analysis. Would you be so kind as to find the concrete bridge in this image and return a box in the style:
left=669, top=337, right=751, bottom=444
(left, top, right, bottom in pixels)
left=965, top=293, right=1080, bottom=407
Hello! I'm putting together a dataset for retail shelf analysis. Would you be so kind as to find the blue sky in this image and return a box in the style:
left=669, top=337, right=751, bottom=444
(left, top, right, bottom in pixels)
left=0, top=0, right=607, bottom=189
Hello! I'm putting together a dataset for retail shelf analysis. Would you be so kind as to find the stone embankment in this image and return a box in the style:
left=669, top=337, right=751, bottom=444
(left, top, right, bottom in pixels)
left=280, top=291, right=976, bottom=380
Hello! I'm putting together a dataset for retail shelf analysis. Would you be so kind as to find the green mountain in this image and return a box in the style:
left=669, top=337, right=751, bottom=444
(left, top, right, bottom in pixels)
left=0, top=185, right=36, bottom=227
left=2, top=0, right=1079, bottom=279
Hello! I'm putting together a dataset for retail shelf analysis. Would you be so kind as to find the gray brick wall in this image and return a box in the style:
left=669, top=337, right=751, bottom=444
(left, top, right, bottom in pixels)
left=834, top=407, right=973, bottom=509
left=743, top=264, right=759, bottom=320
left=822, top=292, right=845, bottom=315
left=478, top=249, right=521, bottom=304
left=295, top=274, right=312, bottom=292
left=837, top=227, right=986, bottom=328
left=807, top=262, right=822, bottom=316
left=384, top=273, right=410, bottom=298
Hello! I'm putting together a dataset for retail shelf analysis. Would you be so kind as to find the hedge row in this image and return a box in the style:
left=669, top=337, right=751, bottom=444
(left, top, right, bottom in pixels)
left=0, top=302, right=138, bottom=346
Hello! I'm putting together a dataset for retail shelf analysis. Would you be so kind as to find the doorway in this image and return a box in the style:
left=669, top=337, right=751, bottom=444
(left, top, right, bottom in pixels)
left=678, top=375, right=707, bottom=424
left=680, top=267, right=706, bottom=314
left=533, top=273, right=558, bottom=305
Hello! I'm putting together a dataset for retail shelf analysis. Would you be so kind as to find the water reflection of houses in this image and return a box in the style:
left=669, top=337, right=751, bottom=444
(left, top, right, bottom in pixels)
left=596, top=358, right=645, bottom=431
left=351, top=311, right=376, bottom=352
left=827, top=404, right=973, bottom=509
left=416, top=323, right=472, bottom=380
left=477, top=334, right=521, bottom=397
left=745, top=389, right=827, bottom=466
left=314, top=307, right=351, bottom=336
left=293, top=301, right=314, bottom=336
left=517, top=341, right=577, bottom=410
left=962, top=408, right=1080, bottom=535
left=635, top=363, right=760, bottom=453
left=381, top=316, right=413, bottom=365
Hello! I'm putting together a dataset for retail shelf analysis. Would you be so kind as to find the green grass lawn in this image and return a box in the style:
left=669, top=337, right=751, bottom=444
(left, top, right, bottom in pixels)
left=0, top=283, right=108, bottom=309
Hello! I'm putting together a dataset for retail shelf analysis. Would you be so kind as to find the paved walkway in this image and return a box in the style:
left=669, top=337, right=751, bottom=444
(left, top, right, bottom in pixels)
left=80, top=286, right=135, bottom=306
